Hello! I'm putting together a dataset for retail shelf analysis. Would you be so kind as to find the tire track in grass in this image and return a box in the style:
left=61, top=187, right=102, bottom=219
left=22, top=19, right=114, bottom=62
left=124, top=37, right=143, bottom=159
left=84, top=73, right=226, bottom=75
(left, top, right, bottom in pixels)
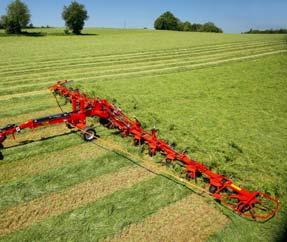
left=105, top=194, right=228, bottom=242
left=0, top=40, right=284, bottom=76
left=0, top=166, right=153, bottom=236
left=0, top=151, right=132, bottom=210
left=0, top=175, right=193, bottom=242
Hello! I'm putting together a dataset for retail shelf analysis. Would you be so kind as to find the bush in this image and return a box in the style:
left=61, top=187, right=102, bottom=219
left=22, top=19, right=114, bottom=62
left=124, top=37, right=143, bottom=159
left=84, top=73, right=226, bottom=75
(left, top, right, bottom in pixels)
left=62, top=1, right=89, bottom=35
left=1, top=0, right=31, bottom=34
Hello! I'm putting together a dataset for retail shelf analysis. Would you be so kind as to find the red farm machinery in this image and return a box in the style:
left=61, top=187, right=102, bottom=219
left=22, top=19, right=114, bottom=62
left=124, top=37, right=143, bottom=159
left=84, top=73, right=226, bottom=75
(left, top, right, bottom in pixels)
left=0, top=80, right=279, bottom=222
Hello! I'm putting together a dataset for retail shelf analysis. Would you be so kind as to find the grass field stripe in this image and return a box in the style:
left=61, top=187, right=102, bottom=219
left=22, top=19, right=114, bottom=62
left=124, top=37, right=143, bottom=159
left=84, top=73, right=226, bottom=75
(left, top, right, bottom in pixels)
left=1, top=39, right=281, bottom=66
left=0, top=40, right=284, bottom=74
left=0, top=47, right=284, bottom=102
left=0, top=107, right=60, bottom=124
left=0, top=45, right=282, bottom=88
left=77, top=49, right=287, bottom=81
left=0, top=50, right=284, bottom=102
left=1, top=44, right=284, bottom=81
left=0, top=47, right=283, bottom=101
left=0, top=174, right=193, bottom=241
left=1, top=43, right=284, bottom=85
left=53, top=48, right=287, bottom=84
left=1, top=40, right=285, bottom=74
left=0, top=141, right=107, bottom=185
left=0, top=90, right=47, bottom=101
left=105, top=194, right=229, bottom=242
left=0, top=41, right=284, bottom=78
left=1, top=132, right=83, bottom=164
left=0, top=151, right=131, bottom=210
left=0, top=166, right=153, bottom=236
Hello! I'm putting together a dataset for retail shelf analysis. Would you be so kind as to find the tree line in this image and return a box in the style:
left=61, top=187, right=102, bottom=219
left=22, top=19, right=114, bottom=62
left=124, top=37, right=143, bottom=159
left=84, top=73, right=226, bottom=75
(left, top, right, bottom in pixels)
left=244, top=28, right=287, bottom=34
left=154, top=11, right=223, bottom=33
left=0, top=0, right=88, bottom=34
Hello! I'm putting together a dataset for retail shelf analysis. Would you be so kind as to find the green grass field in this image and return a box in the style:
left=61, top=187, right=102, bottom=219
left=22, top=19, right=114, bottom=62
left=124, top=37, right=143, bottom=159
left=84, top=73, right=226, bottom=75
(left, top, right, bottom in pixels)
left=0, top=28, right=286, bottom=242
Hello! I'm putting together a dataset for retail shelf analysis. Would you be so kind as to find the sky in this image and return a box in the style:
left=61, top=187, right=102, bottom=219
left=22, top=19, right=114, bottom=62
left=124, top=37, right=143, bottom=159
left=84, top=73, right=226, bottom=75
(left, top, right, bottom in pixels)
left=0, top=0, right=286, bottom=33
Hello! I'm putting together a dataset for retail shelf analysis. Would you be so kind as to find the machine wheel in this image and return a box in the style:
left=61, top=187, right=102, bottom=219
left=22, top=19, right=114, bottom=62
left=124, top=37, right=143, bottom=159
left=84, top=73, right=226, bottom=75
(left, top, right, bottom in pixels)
left=66, top=123, right=74, bottom=129
left=0, top=151, right=3, bottom=160
left=0, top=143, right=3, bottom=149
left=209, top=185, right=218, bottom=194
left=81, top=127, right=96, bottom=141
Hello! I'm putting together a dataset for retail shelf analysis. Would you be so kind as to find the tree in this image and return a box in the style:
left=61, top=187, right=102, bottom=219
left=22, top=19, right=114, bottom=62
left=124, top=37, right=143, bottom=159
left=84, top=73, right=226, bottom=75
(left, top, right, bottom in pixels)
left=191, top=23, right=203, bottom=32
left=1, top=0, right=31, bottom=34
left=0, top=16, right=4, bottom=29
left=183, top=21, right=192, bottom=32
left=62, top=1, right=88, bottom=35
left=154, top=11, right=181, bottom=31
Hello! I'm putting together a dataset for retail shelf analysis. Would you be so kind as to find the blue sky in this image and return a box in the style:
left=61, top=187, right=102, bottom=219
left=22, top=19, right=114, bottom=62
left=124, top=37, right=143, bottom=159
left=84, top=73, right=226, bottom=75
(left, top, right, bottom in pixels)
left=0, top=0, right=286, bottom=33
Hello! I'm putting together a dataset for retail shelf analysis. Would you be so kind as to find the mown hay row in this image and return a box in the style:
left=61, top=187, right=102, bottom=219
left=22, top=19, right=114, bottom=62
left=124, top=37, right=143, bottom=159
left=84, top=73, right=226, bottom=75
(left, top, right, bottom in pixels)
left=1, top=39, right=281, bottom=68
left=0, top=48, right=285, bottom=106
left=0, top=40, right=284, bottom=75
left=1, top=41, right=284, bottom=82
left=0, top=166, right=153, bottom=236
left=0, top=45, right=283, bottom=95
left=0, top=141, right=106, bottom=184
left=105, top=194, right=229, bottom=242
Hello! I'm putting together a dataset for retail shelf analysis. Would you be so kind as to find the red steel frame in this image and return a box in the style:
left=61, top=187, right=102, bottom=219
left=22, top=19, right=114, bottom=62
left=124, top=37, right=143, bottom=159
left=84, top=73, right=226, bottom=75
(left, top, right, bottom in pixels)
left=0, top=80, right=279, bottom=221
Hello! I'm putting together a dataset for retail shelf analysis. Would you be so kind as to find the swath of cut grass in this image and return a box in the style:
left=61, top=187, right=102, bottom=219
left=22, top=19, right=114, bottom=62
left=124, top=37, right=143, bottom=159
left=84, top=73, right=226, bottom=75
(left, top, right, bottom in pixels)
left=0, top=141, right=107, bottom=184
left=105, top=194, right=229, bottom=242
left=0, top=175, right=192, bottom=242
left=0, top=40, right=283, bottom=77
left=0, top=152, right=131, bottom=210
left=0, top=165, right=153, bottom=236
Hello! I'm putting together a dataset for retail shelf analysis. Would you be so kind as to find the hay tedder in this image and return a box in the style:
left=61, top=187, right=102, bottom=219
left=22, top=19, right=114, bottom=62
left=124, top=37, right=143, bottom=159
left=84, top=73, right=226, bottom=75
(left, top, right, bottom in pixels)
left=0, top=80, right=279, bottom=222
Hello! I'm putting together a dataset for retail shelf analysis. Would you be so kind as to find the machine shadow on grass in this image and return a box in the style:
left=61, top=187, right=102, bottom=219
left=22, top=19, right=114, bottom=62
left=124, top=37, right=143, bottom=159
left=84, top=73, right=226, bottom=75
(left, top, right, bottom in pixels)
left=2, top=130, right=77, bottom=150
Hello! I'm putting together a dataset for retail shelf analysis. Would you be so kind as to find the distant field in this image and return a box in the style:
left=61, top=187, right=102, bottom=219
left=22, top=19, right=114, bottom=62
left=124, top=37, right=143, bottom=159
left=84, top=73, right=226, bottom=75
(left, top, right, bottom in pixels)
left=0, top=28, right=286, bottom=242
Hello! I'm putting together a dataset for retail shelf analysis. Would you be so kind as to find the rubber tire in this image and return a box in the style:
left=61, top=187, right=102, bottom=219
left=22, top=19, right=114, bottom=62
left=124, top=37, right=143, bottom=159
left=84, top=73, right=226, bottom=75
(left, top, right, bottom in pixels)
left=0, top=143, right=3, bottom=149
left=81, top=127, right=96, bottom=141
left=209, top=185, right=218, bottom=194
left=66, top=123, right=74, bottom=129
left=0, top=151, right=3, bottom=160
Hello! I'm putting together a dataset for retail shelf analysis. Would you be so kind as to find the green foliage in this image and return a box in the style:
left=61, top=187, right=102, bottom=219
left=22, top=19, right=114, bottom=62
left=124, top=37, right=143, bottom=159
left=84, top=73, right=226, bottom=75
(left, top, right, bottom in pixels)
left=0, top=16, right=4, bottom=29
left=154, top=11, right=181, bottom=31
left=62, top=1, right=89, bottom=35
left=201, top=22, right=223, bottom=33
left=191, top=23, right=203, bottom=32
left=154, top=11, right=223, bottom=33
left=183, top=21, right=193, bottom=31
left=1, top=0, right=31, bottom=34
left=245, top=28, right=287, bottom=34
